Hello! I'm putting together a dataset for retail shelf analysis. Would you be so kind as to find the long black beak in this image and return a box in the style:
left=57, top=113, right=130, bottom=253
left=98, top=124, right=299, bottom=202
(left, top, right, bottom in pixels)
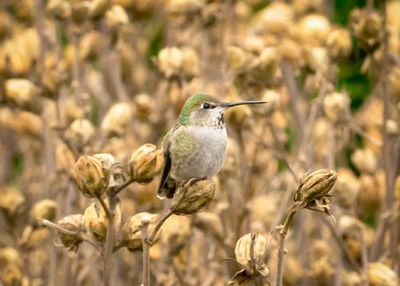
left=219, top=101, right=267, bottom=108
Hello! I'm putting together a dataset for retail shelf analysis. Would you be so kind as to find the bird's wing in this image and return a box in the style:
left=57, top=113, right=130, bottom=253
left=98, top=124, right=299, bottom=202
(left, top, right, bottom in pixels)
left=157, top=127, right=175, bottom=199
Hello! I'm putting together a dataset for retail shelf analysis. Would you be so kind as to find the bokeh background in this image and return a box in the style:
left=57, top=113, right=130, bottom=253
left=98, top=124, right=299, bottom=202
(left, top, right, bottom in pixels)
left=0, top=0, right=399, bottom=285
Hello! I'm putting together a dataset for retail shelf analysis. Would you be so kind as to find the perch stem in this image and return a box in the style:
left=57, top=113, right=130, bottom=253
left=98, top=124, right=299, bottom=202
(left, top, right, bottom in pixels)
left=275, top=209, right=297, bottom=286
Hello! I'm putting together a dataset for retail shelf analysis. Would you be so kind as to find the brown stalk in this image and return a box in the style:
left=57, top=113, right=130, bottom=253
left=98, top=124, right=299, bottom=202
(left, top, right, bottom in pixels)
left=275, top=208, right=297, bottom=286
left=97, top=195, right=114, bottom=286
left=370, top=0, right=400, bottom=262
left=140, top=220, right=151, bottom=286
left=147, top=211, right=173, bottom=244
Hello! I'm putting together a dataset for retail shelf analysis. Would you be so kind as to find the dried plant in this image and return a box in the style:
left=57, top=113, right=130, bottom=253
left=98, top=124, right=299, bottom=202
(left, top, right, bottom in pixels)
left=0, top=1, right=400, bottom=286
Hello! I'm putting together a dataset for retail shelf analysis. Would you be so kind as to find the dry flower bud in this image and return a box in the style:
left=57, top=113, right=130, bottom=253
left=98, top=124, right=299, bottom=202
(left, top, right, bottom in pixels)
left=66, top=118, right=95, bottom=148
left=72, top=155, right=108, bottom=197
left=167, top=0, right=202, bottom=18
left=343, top=271, right=364, bottom=286
left=339, top=215, right=363, bottom=259
left=105, top=5, right=129, bottom=29
left=193, top=212, right=224, bottom=240
left=181, top=47, right=200, bottom=78
left=351, top=148, right=377, bottom=174
left=252, top=2, right=294, bottom=35
left=5, top=79, right=39, bottom=108
left=295, top=169, right=337, bottom=203
left=323, top=92, right=350, bottom=123
left=0, top=247, right=22, bottom=268
left=84, top=199, right=121, bottom=243
left=367, top=262, right=398, bottom=286
left=326, top=28, right=352, bottom=60
left=171, top=179, right=216, bottom=215
left=55, top=142, right=75, bottom=172
left=89, top=0, right=111, bottom=19
left=160, top=215, right=191, bottom=255
left=57, top=214, right=84, bottom=251
left=133, top=93, right=154, bottom=119
left=296, top=14, right=331, bottom=46
left=46, top=0, right=71, bottom=20
left=30, top=199, right=57, bottom=222
left=386, top=119, right=399, bottom=136
left=101, top=102, right=133, bottom=137
left=92, top=153, right=116, bottom=170
left=0, top=186, right=25, bottom=217
left=278, top=39, right=302, bottom=65
left=129, top=144, right=162, bottom=183
left=79, top=32, right=102, bottom=62
left=234, top=233, right=269, bottom=277
left=333, top=168, right=360, bottom=208
left=121, top=212, right=159, bottom=251
left=227, top=46, right=250, bottom=73
left=350, top=9, right=383, bottom=51
left=2, top=264, right=22, bottom=286
left=71, top=1, right=91, bottom=23
left=156, top=47, right=183, bottom=78
left=63, top=99, right=85, bottom=124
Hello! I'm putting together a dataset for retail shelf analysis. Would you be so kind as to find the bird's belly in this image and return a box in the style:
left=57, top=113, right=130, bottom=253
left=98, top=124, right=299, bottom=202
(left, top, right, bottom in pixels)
left=173, top=127, right=227, bottom=180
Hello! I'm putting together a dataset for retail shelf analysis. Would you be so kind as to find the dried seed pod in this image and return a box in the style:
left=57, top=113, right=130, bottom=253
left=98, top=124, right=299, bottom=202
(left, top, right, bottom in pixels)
left=234, top=233, right=269, bottom=277
left=323, top=92, right=350, bottom=124
left=351, top=148, right=377, bottom=174
left=46, top=0, right=71, bottom=20
left=83, top=199, right=121, bottom=243
left=55, top=142, right=75, bottom=173
left=72, top=155, right=108, bottom=198
left=1, top=264, right=23, bottom=286
left=252, top=2, right=294, bottom=35
left=333, top=168, right=360, bottom=209
left=133, top=93, right=154, bottom=120
left=121, top=212, right=159, bottom=251
left=71, top=1, right=91, bottom=24
left=11, top=111, right=43, bottom=138
left=66, top=118, right=95, bottom=148
left=129, top=144, right=162, bottom=183
left=57, top=214, right=84, bottom=251
left=294, top=169, right=337, bottom=203
left=89, top=0, right=111, bottom=19
left=0, top=186, right=25, bottom=217
left=339, top=215, right=364, bottom=259
left=167, top=0, right=202, bottom=19
left=343, top=271, right=363, bottom=286
left=367, top=262, right=398, bottom=286
left=227, top=46, right=250, bottom=73
left=350, top=9, right=383, bottom=51
left=326, top=28, right=352, bottom=60
left=171, top=179, right=216, bottom=215
left=193, top=212, right=224, bottom=240
left=30, top=199, right=58, bottom=223
left=105, top=5, right=129, bottom=30
left=101, top=102, right=133, bottom=137
left=156, top=47, right=183, bottom=78
left=4, top=79, right=40, bottom=108
left=0, top=28, right=39, bottom=75
left=296, top=14, right=331, bottom=46
left=181, top=47, right=200, bottom=79
left=0, top=247, right=22, bottom=268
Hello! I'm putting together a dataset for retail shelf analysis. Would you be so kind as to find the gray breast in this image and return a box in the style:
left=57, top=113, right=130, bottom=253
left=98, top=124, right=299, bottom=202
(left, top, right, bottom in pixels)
left=176, top=126, right=227, bottom=180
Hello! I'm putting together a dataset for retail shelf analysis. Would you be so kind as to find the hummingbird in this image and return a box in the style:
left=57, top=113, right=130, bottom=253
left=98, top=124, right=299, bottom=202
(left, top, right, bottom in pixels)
left=157, top=93, right=266, bottom=199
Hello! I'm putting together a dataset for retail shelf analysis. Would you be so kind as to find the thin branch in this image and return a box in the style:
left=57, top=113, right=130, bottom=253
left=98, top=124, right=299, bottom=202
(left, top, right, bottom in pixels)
left=275, top=209, right=297, bottom=286
left=147, top=211, right=173, bottom=244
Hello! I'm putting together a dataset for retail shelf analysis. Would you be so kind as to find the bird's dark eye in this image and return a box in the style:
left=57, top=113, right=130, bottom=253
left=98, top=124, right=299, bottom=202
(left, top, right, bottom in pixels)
left=202, top=103, right=211, bottom=109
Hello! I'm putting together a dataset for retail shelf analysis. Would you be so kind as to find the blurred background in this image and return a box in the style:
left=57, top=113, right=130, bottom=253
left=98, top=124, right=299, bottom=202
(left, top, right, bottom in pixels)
left=0, top=0, right=399, bottom=285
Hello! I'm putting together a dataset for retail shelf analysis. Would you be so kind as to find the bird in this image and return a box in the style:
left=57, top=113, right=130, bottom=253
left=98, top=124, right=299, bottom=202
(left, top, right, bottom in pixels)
left=157, top=93, right=266, bottom=199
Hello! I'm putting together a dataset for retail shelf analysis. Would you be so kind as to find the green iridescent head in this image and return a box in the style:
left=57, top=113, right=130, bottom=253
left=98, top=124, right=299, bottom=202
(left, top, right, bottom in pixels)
left=179, top=93, right=267, bottom=126
left=179, top=93, right=220, bottom=126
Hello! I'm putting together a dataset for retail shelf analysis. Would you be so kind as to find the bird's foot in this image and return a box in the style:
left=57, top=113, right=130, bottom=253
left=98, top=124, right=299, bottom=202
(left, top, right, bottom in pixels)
left=183, top=177, right=207, bottom=188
